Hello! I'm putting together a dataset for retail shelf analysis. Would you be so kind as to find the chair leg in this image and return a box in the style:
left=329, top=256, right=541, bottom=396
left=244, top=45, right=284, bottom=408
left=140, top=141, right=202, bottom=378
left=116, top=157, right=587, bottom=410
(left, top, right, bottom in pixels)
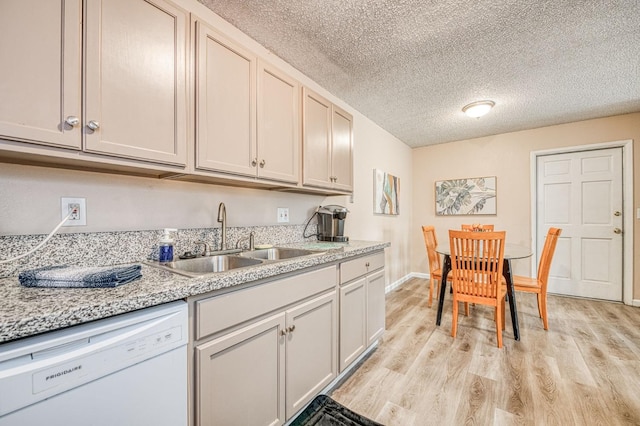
left=541, top=293, right=549, bottom=330
left=495, top=302, right=503, bottom=348
left=451, top=296, right=459, bottom=338
left=464, top=302, right=470, bottom=316
left=428, top=278, right=434, bottom=308
left=536, top=293, right=543, bottom=318
left=501, top=298, right=506, bottom=330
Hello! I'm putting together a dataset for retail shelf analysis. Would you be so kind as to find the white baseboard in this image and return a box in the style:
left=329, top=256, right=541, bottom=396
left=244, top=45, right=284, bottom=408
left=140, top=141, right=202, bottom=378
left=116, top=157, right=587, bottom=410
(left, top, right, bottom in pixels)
left=633, top=299, right=640, bottom=307
left=385, top=272, right=429, bottom=294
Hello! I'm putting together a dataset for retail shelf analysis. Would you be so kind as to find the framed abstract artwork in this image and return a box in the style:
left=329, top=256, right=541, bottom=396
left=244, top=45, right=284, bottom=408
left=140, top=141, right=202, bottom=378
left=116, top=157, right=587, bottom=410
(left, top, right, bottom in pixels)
left=374, top=169, right=400, bottom=215
left=435, top=176, right=497, bottom=215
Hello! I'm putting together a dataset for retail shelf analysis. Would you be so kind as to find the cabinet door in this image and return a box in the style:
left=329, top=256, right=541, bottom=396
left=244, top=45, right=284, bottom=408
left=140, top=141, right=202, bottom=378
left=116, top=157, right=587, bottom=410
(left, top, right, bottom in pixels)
left=339, top=277, right=367, bottom=372
left=331, top=105, right=353, bottom=192
left=0, top=0, right=81, bottom=149
left=286, top=291, right=337, bottom=418
left=302, top=88, right=332, bottom=189
left=84, top=0, right=187, bottom=165
left=195, top=20, right=257, bottom=176
left=366, top=269, right=386, bottom=345
left=257, top=61, right=300, bottom=184
left=196, top=313, right=286, bottom=426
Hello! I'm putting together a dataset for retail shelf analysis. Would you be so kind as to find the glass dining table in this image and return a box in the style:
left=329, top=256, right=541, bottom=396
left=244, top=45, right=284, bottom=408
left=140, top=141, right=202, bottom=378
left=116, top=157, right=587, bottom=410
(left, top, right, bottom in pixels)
left=435, top=244, right=533, bottom=341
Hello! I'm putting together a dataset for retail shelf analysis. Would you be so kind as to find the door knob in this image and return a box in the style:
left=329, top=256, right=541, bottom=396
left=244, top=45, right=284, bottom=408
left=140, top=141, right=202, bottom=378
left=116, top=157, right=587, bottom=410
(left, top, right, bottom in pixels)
left=87, top=120, right=100, bottom=131
left=614, top=211, right=621, bottom=216
left=613, top=228, right=622, bottom=234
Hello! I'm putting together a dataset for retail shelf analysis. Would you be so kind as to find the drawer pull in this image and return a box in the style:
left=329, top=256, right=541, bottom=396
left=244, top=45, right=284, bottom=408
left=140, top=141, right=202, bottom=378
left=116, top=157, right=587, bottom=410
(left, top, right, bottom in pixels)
left=365, top=262, right=370, bottom=268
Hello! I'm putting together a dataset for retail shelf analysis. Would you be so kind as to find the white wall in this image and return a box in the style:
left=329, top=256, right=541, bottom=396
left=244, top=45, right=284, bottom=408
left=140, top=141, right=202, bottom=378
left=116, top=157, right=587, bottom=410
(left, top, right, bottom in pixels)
left=324, top=109, right=413, bottom=287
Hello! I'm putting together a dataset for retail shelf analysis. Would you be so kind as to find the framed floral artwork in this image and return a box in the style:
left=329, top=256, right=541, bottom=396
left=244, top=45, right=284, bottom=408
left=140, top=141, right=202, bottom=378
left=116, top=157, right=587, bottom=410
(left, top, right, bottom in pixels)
left=435, top=176, right=497, bottom=215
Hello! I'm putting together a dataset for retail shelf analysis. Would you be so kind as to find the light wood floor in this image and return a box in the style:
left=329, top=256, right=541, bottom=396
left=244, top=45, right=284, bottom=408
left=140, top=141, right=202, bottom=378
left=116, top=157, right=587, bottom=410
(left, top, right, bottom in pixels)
left=330, top=277, right=640, bottom=426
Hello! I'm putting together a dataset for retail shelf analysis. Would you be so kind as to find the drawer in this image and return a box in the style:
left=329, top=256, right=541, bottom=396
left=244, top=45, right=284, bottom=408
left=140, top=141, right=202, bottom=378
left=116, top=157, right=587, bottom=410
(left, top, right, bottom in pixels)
left=196, top=265, right=337, bottom=340
left=340, top=251, right=385, bottom=284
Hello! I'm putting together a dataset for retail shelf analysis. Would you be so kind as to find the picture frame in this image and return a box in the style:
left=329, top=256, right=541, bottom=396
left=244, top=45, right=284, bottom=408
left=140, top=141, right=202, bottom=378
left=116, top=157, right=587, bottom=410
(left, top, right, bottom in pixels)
left=435, top=176, right=497, bottom=216
left=374, top=169, right=400, bottom=215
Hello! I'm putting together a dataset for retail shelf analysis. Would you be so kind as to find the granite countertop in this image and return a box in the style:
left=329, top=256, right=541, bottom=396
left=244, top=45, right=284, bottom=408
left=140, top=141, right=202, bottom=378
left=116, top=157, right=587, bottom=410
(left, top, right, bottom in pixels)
left=0, top=240, right=389, bottom=344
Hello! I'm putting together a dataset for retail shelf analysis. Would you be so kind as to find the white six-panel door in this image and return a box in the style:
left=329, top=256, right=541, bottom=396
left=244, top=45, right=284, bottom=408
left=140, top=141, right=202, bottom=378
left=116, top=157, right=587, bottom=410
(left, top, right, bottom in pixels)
left=537, top=148, right=623, bottom=301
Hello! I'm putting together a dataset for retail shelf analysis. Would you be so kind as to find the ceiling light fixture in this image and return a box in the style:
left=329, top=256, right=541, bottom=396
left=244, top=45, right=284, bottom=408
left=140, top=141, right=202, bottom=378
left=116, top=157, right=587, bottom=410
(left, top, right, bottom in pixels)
left=462, top=100, right=495, bottom=118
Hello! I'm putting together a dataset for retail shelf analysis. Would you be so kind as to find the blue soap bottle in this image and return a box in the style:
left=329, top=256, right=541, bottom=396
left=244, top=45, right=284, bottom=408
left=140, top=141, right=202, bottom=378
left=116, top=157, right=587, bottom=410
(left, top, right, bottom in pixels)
left=159, top=228, right=177, bottom=263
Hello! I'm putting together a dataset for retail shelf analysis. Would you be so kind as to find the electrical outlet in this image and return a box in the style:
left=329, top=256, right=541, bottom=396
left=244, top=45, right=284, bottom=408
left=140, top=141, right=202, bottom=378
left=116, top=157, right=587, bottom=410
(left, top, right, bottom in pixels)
left=61, top=197, right=86, bottom=226
left=277, top=207, right=289, bottom=223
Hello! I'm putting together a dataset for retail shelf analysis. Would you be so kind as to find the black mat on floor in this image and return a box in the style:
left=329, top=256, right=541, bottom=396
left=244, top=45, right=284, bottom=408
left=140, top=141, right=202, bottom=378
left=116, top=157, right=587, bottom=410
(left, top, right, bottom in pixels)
left=290, top=395, right=383, bottom=426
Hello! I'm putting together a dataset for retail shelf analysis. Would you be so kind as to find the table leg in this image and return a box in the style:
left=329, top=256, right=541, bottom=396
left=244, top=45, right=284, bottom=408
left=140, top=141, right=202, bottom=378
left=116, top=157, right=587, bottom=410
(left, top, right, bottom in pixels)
left=503, top=259, right=520, bottom=341
left=436, top=255, right=451, bottom=326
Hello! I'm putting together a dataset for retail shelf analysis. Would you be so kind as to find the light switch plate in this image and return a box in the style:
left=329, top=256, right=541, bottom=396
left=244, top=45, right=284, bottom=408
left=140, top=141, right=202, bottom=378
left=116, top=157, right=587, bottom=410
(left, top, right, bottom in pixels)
left=277, top=208, right=289, bottom=223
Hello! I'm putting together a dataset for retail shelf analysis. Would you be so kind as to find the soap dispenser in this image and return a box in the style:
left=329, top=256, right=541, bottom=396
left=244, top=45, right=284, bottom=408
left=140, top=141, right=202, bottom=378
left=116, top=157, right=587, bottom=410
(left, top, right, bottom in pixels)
left=159, top=228, right=177, bottom=263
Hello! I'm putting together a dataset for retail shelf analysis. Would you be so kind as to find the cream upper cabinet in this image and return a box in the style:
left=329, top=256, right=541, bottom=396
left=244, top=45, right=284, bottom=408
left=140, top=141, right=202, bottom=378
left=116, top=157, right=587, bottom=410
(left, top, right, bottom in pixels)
left=195, top=20, right=257, bottom=177
left=83, top=0, right=187, bottom=166
left=0, top=0, right=82, bottom=149
left=257, top=61, right=300, bottom=183
left=194, top=20, right=300, bottom=184
left=302, top=88, right=353, bottom=192
left=330, top=105, right=354, bottom=192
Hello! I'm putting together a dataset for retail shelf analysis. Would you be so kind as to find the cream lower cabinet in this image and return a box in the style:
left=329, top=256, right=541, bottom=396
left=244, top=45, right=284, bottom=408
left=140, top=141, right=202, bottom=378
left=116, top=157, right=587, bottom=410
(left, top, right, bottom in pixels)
left=339, top=252, right=386, bottom=372
left=193, top=266, right=338, bottom=425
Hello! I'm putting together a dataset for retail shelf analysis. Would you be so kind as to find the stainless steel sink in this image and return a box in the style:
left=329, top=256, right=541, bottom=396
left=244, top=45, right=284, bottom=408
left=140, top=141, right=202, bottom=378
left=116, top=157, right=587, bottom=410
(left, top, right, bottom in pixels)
left=239, top=247, right=323, bottom=260
left=160, top=255, right=263, bottom=276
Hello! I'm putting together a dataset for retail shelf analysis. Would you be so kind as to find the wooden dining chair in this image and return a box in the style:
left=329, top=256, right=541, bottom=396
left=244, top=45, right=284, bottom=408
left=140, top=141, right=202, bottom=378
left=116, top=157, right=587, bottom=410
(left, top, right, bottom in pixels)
left=512, top=227, right=562, bottom=330
left=461, top=224, right=495, bottom=231
left=449, top=230, right=506, bottom=348
left=422, top=226, right=446, bottom=307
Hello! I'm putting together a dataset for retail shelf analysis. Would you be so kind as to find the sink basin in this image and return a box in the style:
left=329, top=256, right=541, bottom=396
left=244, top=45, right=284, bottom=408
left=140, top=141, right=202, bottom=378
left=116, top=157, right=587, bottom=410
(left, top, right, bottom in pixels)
left=162, top=255, right=263, bottom=276
left=240, top=247, right=323, bottom=260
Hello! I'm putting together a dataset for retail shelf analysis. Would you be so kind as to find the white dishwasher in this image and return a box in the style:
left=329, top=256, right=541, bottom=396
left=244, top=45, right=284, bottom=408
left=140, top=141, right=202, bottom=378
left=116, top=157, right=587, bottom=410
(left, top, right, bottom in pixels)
left=0, top=300, right=188, bottom=426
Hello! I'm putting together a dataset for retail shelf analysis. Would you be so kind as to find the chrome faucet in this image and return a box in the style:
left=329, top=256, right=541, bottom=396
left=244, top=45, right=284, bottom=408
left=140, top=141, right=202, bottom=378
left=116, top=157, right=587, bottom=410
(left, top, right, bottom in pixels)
left=217, top=202, right=227, bottom=251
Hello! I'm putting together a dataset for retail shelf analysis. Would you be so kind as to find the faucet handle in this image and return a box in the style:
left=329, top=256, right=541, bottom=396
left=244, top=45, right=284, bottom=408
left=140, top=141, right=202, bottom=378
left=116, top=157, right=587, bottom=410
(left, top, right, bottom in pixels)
left=195, top=241, right=211, bottom=256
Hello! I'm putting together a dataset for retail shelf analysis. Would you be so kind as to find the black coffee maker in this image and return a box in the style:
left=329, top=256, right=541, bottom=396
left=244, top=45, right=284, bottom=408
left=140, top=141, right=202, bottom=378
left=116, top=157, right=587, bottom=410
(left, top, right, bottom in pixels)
left=317, top=205, right=349, bottom=242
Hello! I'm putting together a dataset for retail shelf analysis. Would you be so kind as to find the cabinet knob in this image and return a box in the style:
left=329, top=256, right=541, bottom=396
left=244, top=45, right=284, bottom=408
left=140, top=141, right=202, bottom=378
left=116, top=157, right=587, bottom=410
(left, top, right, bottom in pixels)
left=280, top=329, right=288, bottom=336
left=614, top=211, right=621, bottom=216
left=288, top=325, right=295, bottom=333
left=613, top=228, right=622, bottom=234
left=251, top=158, right=257, bottom=167
left=65, top=116, right=80, bottom=127
left=87, top=120, right=100, bottom=131
left=365, top=262, right=370, bottom=268
left=259, top=159, right=266, bottom=168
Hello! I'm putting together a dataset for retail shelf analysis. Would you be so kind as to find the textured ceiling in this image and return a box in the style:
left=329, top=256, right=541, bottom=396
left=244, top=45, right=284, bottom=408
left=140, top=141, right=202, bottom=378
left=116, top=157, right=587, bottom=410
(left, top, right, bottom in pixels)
left=197, top=0, right=640, bottom=147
